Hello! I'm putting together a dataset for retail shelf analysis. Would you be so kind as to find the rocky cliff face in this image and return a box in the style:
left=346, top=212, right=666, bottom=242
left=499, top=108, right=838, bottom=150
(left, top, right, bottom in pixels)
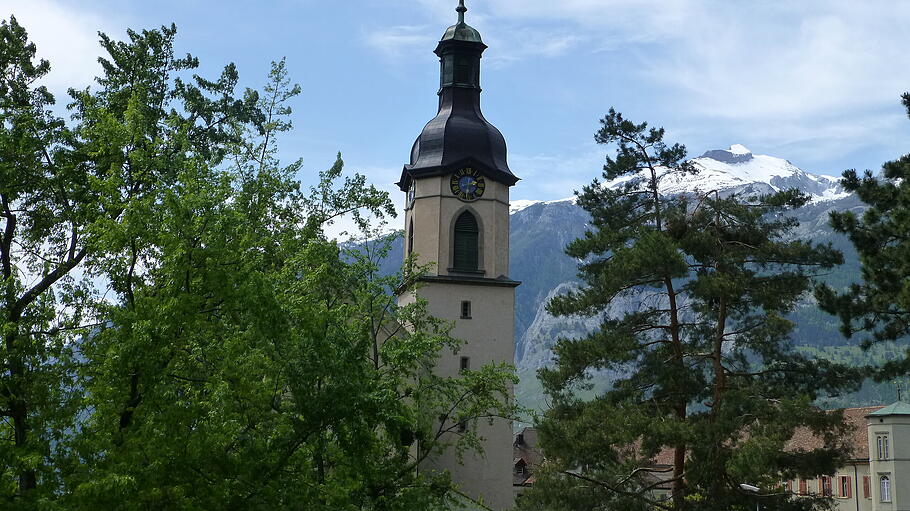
left=508, top=146, right=859, bottom=371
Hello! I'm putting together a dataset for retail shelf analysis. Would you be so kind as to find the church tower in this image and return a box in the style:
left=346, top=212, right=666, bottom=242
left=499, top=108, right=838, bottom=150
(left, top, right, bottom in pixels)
left=396, top=1, right=519, bottom=509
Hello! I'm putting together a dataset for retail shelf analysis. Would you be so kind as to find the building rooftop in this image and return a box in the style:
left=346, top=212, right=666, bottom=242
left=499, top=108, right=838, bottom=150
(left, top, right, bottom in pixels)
left=867, top=401, right=910, bottom=417
left=441, top=1, right=483, bottom=43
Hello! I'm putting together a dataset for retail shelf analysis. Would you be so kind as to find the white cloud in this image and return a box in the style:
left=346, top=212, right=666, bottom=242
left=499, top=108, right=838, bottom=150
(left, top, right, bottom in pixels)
left=363, top=24, right=435, bottom=60
left=3, top=0, right=121, bottom=96
left=646, top=3, right=910, bottom=120
left=399, top=0, right=910, bottom=169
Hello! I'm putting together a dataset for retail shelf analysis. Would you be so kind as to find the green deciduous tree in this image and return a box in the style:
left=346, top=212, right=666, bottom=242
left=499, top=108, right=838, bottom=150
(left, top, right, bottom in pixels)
left=1, top=17, right=516, bottom=510
left=0, top=15, right=98, bottom=502
left=522, top=110, right=860, bottom=511
left=817, top=93, right=910, bottom=379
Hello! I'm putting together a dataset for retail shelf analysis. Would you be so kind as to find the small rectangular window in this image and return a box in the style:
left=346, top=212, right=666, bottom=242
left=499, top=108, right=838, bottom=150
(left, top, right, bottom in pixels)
left=457, top=421, right=467, bottom=433
left=461, top=300, right=472, bottom=319
left=820, top=476, right=832, bottom=496
left=863, top=476, right=870, bottom=499
left=799, top=479, right=808, bottom=495
left=839, top=476, right=851, bottom=498
left=460, top=356, right=470, bottom=372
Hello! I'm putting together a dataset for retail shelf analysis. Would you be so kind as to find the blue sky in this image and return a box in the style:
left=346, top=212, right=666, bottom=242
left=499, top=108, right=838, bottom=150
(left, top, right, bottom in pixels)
left=9, top=0, right=910, bottom=213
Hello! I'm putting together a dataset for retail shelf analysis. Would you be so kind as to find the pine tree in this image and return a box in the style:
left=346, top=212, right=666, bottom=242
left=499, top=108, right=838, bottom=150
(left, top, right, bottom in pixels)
left=522, top=110, right=860, bottom=510
left=816, top=93, right=910, bottom=379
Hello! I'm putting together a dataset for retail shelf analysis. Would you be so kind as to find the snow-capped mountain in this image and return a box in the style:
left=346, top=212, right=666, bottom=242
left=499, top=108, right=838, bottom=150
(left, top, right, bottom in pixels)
left=606, top=144, right=849, bottom=203
left=504, top=147, right=865, bottom=384
left=510, top=145, right=849, bottom=214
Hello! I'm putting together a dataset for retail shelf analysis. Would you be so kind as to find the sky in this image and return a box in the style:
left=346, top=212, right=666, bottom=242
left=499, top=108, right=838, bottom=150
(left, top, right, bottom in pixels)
left=7, top=0, right=910, bottom=220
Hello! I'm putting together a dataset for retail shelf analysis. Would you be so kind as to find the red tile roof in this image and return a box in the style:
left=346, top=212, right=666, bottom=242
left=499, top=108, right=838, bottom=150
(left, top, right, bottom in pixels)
left=649, top=406, right=886, bottom=466
left=785, top=406, right=883, bottom=459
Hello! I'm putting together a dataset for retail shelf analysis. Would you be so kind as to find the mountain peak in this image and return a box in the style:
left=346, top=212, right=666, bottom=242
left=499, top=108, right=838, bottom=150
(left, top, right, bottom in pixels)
left=700, top=144, right=754, bottom=164
left=597, top=145, right=848, bottom=205
left=729, top=144, right=751, bottom=155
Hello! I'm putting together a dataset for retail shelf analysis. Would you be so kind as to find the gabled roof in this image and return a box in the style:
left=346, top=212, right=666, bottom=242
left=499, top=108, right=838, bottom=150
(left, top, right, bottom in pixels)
left=867, top=401, right=910, bottom=417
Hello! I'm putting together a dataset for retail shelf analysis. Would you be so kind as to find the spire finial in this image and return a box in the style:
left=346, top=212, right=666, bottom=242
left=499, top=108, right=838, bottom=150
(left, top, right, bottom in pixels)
left=457, top=0, right=467, bottom=24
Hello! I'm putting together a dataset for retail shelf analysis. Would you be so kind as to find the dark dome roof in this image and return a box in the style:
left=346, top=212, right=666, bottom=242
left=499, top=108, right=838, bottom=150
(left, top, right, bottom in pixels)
left=397, top=0, right=518, bottom=191
left=400, top=89, right=516, bottom=190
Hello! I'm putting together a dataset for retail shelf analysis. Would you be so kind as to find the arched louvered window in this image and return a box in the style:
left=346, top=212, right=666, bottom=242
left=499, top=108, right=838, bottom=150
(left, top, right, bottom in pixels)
left=408, top=219, right=414, bottom=256
left=453, top=211, right=479, bottom=272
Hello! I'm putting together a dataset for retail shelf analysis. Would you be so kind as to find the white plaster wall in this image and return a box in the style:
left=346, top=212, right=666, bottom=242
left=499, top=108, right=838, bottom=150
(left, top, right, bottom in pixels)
left=416, top=282, right=516, bottom=511
left=868, top=416, right=910, bottom=511
left=405, top=176, right=510, bottom=278
left=400, top=173, right=516, bottom=510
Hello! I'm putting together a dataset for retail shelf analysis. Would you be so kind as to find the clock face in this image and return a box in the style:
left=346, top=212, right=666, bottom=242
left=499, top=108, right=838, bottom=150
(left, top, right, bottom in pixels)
left=449, top=167, right=485, bottom=201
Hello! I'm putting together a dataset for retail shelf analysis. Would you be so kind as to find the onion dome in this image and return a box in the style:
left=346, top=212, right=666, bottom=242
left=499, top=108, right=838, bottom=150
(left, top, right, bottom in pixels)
left=397, top=0, right=517, bottom=191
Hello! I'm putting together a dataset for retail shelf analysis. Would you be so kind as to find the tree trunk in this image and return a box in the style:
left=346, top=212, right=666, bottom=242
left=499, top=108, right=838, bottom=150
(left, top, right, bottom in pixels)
left=6, top=331, right=37, bottom=494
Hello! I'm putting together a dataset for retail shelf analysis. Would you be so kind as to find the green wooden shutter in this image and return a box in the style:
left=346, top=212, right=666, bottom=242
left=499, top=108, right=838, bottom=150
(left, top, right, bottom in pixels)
left=453, top=211, right=478, bottom=271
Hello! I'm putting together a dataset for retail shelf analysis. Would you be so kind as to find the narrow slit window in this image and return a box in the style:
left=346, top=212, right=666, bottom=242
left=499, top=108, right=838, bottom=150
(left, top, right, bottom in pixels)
left=408, top=219, right=414, bottom=256
left=460, top=356, right=470, bottom=372
left=461, top=300, right=472, bottom=319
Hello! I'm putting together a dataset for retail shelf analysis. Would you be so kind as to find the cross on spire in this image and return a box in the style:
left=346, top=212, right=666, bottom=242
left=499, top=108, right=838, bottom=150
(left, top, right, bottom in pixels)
left=457, top=0, right=467, bottom=24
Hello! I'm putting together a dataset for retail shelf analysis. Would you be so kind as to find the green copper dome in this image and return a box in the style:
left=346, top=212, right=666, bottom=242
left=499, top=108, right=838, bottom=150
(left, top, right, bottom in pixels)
left=441, top=1, right=483, bottom=43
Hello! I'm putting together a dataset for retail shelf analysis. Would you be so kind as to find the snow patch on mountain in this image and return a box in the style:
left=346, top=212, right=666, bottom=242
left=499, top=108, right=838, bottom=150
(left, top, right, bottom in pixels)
left=509, top=196, right=577, bottom=215
left=510, top=200, right=542, bottom=215
left=729, top=144, right=751, bottom=155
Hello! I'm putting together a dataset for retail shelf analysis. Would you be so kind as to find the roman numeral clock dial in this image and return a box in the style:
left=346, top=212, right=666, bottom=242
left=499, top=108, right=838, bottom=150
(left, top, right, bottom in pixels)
left=449, top=167, right=486, bottom=201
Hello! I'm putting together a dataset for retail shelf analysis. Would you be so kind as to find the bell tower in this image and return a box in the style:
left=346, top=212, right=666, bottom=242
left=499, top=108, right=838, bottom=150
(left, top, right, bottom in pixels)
left=396, top=1, right=519, bottom=509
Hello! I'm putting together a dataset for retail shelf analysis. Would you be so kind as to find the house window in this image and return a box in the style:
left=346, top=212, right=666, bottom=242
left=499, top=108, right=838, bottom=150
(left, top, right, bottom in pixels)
left=799, top=479, right=808, bottom=495
left=453, top=211, right=479, bottom=272
left=863, top=476, right=870, bottom=499
left=786, top=480, right=793, bottom=493
left=880, top=475, right=891, bottom=502
left=819, top=476, right=832, bottom=496
left=877, top=435, right=890, bottom=460
left=408, top=219, right=414, bottom=256
left=457, top=421, right=467, bottom=433
left=460, top=356, right=470, bottom=372
left=461, top=300, right=472, bottom=319
left=838, top=476, right=851, bottom=498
